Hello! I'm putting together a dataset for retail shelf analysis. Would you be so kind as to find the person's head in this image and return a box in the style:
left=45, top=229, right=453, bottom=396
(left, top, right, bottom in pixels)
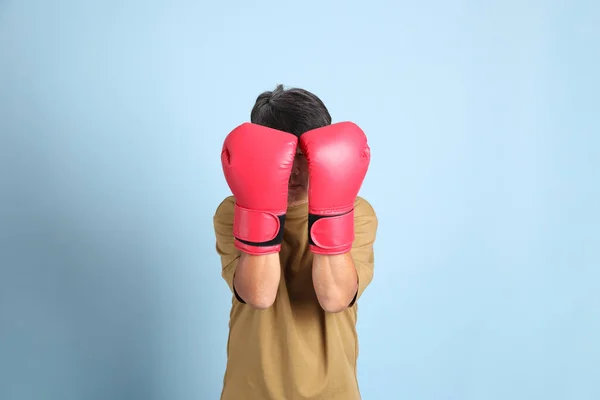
left=250, top=84, right=332, bottom=206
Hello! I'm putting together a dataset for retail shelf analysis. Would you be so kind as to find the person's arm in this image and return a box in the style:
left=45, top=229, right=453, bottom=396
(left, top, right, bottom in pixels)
left=312, top=198, right=377, bottom=312
left=312, top=253, right=358, bottom=313
left=298, top=122, right=375, bottom=313
left=217, top=123, right=297, bottom=309
left=214, top=197, right=281, bottom=309
left=233, top=253, right=280, bottom=309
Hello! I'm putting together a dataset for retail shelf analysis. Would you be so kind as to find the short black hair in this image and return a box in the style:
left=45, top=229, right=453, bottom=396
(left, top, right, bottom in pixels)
left=250, top=84, right=332, bottom=137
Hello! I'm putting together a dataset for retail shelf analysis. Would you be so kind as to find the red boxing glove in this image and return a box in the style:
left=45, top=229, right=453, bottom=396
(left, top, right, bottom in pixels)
left=300, top=122, right=371, bottom=254
left=221, top=123, right=298, bottom=255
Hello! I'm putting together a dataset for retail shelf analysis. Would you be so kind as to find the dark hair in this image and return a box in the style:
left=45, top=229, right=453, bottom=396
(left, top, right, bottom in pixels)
left=250, top=84, right=332, bottom=137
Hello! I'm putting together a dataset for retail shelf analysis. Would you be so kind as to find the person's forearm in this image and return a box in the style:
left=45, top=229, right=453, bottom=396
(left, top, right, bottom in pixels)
left=233, top=252, right=280, bottom=309
left=312, top=253, right=358, bottom=313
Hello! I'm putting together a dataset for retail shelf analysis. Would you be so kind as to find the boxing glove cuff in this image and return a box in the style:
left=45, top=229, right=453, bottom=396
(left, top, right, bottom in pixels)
left=233, top=204, right=286, bottom=255
left=308, top=209, right=355, bottom=255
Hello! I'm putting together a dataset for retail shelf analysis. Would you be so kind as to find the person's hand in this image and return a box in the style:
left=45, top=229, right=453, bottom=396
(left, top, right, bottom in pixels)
left=222, top=123, right=298, bottom=255
left=299, top=122, right=370, bottom=254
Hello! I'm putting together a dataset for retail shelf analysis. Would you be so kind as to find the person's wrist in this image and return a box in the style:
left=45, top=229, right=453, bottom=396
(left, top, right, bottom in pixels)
left=233, top=203, right=286, bottom=255
left=307, top=209, right=355, bottom=255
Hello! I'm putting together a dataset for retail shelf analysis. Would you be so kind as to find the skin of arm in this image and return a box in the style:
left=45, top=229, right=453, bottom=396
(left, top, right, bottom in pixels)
left=233, top=252, right=280, bottom=309
left=312, top=252, right=358, bottom=313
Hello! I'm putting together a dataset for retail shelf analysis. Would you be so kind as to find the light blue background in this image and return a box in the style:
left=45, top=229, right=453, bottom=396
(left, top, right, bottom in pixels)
left=1, top=1, right=598, bottom=399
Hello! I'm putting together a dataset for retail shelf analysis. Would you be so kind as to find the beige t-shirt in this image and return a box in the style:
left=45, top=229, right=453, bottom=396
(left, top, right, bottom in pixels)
left=213, top=196, right=378, bottom=400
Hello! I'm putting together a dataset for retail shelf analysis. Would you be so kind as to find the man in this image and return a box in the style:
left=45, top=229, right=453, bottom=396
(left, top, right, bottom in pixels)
left=213, top=84, right=378, bottom=400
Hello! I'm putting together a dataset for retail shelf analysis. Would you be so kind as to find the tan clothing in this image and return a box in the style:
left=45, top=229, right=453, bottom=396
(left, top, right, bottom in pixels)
left=213, top=196, right=377, bottom=400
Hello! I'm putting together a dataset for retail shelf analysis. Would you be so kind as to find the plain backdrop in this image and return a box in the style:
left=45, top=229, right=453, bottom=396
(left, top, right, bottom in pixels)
left=1, top=1, right=599, bottom=399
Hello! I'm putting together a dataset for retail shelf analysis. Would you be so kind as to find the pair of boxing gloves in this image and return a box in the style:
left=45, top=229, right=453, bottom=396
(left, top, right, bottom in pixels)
left=221, top=122, right=370, bottom=256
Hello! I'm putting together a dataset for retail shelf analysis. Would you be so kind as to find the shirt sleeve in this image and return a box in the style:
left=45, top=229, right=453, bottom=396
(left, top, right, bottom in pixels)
left=213, top=196, right=245, bottom=302
left=349, top=196, right=378, bottom=306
